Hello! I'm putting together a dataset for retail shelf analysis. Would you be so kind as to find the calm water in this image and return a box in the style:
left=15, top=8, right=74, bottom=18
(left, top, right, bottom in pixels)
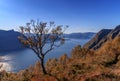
left=0, top=39, right=89, bottom=72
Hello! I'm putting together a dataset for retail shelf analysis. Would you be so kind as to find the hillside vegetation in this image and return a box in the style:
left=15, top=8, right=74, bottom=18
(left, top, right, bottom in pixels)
left=1, top=36, right=120, bottom=81
left=83, top=25, right=120, bottom=50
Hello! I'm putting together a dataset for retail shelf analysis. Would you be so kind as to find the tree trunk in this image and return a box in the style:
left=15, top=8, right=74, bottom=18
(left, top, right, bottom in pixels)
left=41, top=58, right=47, bottom=75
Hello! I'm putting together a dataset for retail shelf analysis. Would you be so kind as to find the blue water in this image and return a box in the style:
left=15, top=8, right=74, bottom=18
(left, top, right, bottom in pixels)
left=0, top=39, right=89, bottom=72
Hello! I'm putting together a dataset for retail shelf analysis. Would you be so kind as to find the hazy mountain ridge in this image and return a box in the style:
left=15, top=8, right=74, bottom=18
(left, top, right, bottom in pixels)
left=83, top=25, right=120, bottom=50
left=64, top=32, right=96, bottom=39
left=0, top=30, right=95, bottom=52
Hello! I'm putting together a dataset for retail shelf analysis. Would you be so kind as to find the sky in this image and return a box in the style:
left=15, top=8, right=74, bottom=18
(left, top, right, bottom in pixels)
left=0, top=0, right=120, bottom=33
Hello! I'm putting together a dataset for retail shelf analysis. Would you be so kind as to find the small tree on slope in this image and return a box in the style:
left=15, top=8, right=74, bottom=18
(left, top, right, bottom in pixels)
left=18, top=20, right=68, bottom=74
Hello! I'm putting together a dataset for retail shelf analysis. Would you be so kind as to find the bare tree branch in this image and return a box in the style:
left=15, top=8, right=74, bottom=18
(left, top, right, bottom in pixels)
left=18, top=19, right=68, bottom=74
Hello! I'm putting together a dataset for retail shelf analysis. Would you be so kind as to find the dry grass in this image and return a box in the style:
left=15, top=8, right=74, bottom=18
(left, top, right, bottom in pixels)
left=1, top=37, right=120, bottom=81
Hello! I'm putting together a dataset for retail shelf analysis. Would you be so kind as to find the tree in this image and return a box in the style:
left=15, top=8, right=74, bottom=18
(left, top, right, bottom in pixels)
left=18, top=20, right=68, bottom=74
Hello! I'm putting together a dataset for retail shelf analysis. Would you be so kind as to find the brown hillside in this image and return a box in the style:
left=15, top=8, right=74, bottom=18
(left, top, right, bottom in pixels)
left=83, top=25, right=120, bottom=50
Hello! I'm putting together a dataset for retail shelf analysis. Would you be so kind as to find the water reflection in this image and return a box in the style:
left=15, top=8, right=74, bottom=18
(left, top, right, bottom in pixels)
left=0, top=39, right=90, bottom=72
left=0, top=55, right=13, bottom=71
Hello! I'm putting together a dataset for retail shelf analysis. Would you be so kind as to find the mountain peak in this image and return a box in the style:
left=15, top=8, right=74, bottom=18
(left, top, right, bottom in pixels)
left=8, top=29, right=15, bottom=32
left=114, top=25, right=120, bottom=30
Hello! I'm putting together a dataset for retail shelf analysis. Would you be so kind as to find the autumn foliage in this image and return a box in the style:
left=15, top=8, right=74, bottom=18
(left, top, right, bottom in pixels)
left=1, top=37, right=120, bottom=81
left=18, top=20, right=68, bottom=75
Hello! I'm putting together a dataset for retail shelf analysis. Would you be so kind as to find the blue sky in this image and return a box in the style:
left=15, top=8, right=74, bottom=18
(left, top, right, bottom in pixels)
left=0, top=0, right=120, bottom=33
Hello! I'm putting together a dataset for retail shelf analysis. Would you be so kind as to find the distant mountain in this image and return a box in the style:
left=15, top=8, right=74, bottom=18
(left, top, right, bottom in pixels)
left=0, top=30, right=24, bottom=52
left=64, top=32, right=96, bottom=39
left=0, top=30, right=95, bottom=52
left=83, top=25, right=120, bottom=50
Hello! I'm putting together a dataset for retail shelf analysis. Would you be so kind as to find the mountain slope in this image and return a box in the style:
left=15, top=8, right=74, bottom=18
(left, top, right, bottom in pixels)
left=0, top=30, right=24, bottom=52
left=83, top=25, right=120, bottom=50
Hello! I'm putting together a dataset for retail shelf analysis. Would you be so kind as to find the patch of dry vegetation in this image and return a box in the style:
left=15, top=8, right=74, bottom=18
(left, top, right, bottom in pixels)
left=1, top=37, right=120, bottom=81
